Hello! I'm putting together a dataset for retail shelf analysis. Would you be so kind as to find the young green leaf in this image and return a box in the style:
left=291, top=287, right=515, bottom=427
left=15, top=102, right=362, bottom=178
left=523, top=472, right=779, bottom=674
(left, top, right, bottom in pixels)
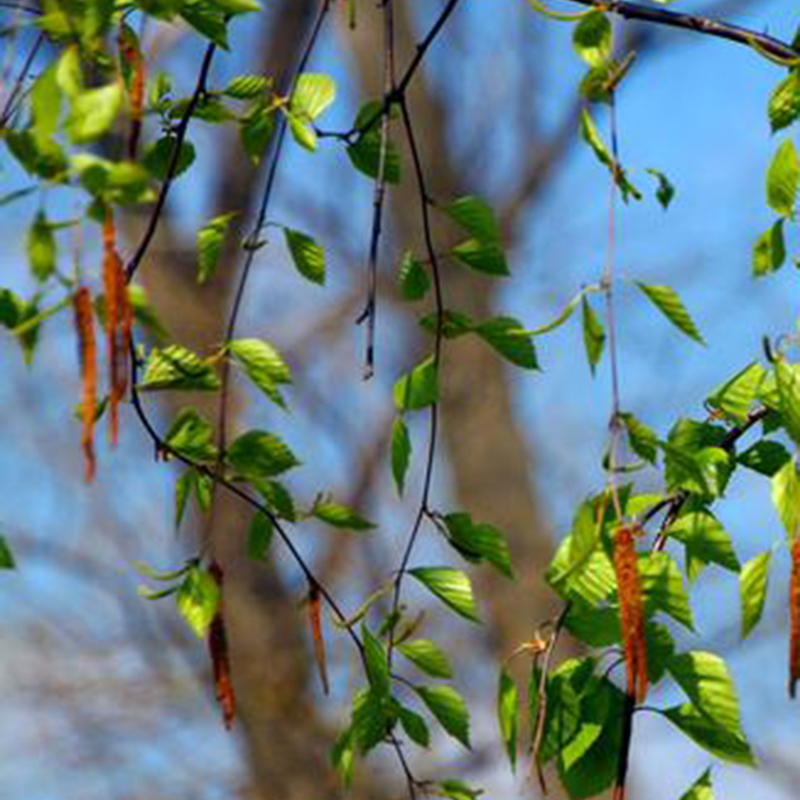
left=678, top=769, right=714, bottom=800
left=346, top=101, right=402, bottom=184
left=66, top=83, right=122, bottom=143
left=284, top=228, right=325, bottom=285
left=0, top=536, right=16, bottom=569
left=414, top=684, right=471, bottom=748
left=645, top=168, right=675, bottom=209
left=227, top=430, right=300, bottom=478
left=350, top=687, right=393, bottom=753
left=769, top=69, right=800, bottom=132
left=27, top=211, right=56, bottom=282
left=451, top=239, right=509, bottom=276
left=581, top=295, right=605, bottom=374
left=706, top=363, right=765, bottom=423
left=580, top=109, right=641, bottom=201
left=436, top=780, right=482, bottom=800
left=474, top=316, right=538, bottom=370
left=442, top=512, right=514, bottom=578
left=362, top=626, right=391, bottom=696
left=240, top=102, right=275, bottom=164
left=572, top=10, right=611, bottom=67
left=247, top=511, right=274, bottom=560
left=497, top=667, right=518, bottom=769
left=635, top=282, right=705, bottom=344
left=139, top=345, right=221, bottom=391
left=313, top=500, right=374, bottom=531
left=391, top=417, right=411, bottom=495
left=397, top=704, right=430, bottom=747
left=398, top=252, right=430, bottom=301
left=752, top=219, right=786, bottom=276
left=667, top=512, right=740, bottom=581
left=224, top=74, right=271, bottom=99
left=331, top=727, right=355, bottom=787
left=394, top=357, right=438, bottom=411
left=197, top=212, right=236, bottom=284
left=661, top=703, right=755, bottom=765
left=165, top=407, right=217, bottom=462
left=640, top=551, right=695, bottom=630
left=31, top=64, right=61, bottom=142
left=618, top=412, right=658, bottom=463
left=229, top=338, right=291, bottom=408
left=445, top=195, right=500, bottom=242
left=397, top=639, right=453, bottom=679
left=775, top=360, right=800, bottom=445
left=766, top=139, right=799, bottom=217
left=737, top=440, right=791, bottom=476
left=291, top=73, right=336, bottom=121
left=176, top=565, right=220, bottom=638
left=143, top=136, right=196, bottom=180
left=771, top=457, right=800, bottom=537
left=409, top=567, right=480, bottom=623
left=740, top=551, right=771, bottom=639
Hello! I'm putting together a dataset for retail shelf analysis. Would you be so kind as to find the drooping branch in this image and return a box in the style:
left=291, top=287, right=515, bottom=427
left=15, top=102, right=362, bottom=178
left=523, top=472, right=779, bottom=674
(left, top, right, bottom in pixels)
left=564, top=0, right=798, bottom=61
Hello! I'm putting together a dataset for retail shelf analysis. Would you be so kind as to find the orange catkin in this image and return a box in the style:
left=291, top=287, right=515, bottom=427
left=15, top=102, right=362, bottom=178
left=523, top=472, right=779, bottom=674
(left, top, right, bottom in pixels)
left=72, top=286, right=97, bottom=482
left=102, top=209, right=130, bottom=445
left=308, top=583, right=330, bottom=695
left=613, top=525, right=648, bottom=704
left=208, top=561, right=236, bottom=730
left=790, top=537, right=800, bottom=698
left=118, top=25, right=145, bottom=158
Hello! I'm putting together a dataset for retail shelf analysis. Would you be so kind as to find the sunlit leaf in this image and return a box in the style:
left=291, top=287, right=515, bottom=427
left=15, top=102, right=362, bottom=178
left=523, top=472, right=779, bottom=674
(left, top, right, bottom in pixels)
left=284, top=228, right=325, bottom=285
left=410, top=567, right=480, bottom=623
left=497, top=668, right=518, bottom=769
left=414, top=684, right=471, bottom=748
left=229, top=338, right=291, bottom=408
left=740, top=551, right=771, bottom=639
left=397, top=639, right=453, bottom=679
left=394, top=357, right=438, bottom=411
left=197, top=212, right=236, bottom=284
left=391, top=417, right=411, bottom=495
left=176, top=565, right=220, bottom=638
left=766, top=139, right=799, bottom=217
left=227, top=430, right=300, bottom=478
left=635, top=282, right=704, bottom=344
left=139, top=344, right=221, bottom=391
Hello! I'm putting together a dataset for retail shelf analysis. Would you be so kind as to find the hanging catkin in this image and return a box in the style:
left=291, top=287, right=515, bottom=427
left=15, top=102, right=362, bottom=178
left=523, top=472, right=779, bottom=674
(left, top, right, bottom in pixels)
left=790, top=536, right=800, bottom=698
left=613, top=524, right=648, bottom=704
left=208, top=561, right=236, bottom=729
left=72, top=286, right=97, bottom=482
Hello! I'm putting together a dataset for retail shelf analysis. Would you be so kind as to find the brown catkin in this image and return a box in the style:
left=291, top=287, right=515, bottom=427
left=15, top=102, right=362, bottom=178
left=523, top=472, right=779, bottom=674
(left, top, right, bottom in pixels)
left=308, top=583, right=330, bottom=695
left=790, top=537, right=800, bottom=698
left=72, top=286, right=97, bottom=482
left=613, top=524, right=648, bottom=704
left=208, top=561, right=235, bottom=729
left=118, top=25, right=145, bottom=158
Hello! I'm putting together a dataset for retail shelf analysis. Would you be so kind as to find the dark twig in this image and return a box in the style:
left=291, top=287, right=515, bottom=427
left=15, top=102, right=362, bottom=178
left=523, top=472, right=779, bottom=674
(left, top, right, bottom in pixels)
left=0, top=31, right=42, bottom=131
left=565, top=0, right=799, bottom=61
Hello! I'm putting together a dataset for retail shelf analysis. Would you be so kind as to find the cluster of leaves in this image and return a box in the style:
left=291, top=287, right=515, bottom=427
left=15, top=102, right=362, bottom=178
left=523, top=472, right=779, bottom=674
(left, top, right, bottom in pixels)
left=4, top=0, right=800, bottom=798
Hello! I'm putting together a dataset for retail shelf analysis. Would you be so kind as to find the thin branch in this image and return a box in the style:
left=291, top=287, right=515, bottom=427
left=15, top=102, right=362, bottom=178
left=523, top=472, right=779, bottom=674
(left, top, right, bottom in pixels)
left=565, top=0, right=799, bottom=61
left=0, top=31, right=42, bottom=131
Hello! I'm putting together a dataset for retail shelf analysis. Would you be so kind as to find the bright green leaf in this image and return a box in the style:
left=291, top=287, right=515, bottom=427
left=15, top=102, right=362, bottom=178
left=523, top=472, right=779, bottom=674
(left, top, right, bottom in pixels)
left=394, top=357, right=438, bottom=412
left=176, top=565, right=220, bottom=638
left=143, top=136, right=196, bottom=181
left=397, top=704, right=430, bottom=747
left=769, top=70, right=800, bottom=132
left=229, top=338, right=291, bottom=408
left=139, top=344, right=221, bottom=391
left=752, top=220, right=786, bottom=276
left=0, top=537, right=16, bottom=569
left=65, top=83, right=122, bottom=144
left=678, top=769, right=714, bottom=800
left=646, top=168, right=675, bottom=209
left=475, top=316, right=538, bottom=370
left=362, top=625, right=391, bottom=696
left=451, top=239, right=509, bottom=276
left=247, top=511, right=274, bottom=560
left=346, top=101, right=402, bottom=184
left=227, top=430, right=300, bottom=478
left=27, top=211, right=56, bottom=282
left=740, top=551, right=771, bottom=639
left=668, top=512, right=740, bottom=581
left=737, top=440, right=791, bottom=476
left=391, top=417, right=411, bottom=495
left=581, top=296, right=605, bottom=374
left=771, top=457, right=800, bottom=537
left=497, top=668, right=518, bottom=769
left=446, top=196, right=500, bottom=242
left=397, top=639, right=453, bottom=679
left=442, top=512, right=514, bottom=578
left=766, top=139, right=799, bottom=217
left=706, top=363, right=765, bottom=423
left=410, top=567, right=480, bottom=623
left=636, top=282, right=704, bottom=344
left=197, top=212, right=236, bottom=284
left=415, top=684, right=470, bottom=748
left=573, top=10, right=611, bottom=67
left=290, top=73, right=336, bottom=121
left=313, top=500, right=374, bottom=531
left=618, top=412, right=658, bottom=463
left=398, top=252, right=430, bottom=301
left=284, top=228, right=325, bottom=285
left=165, top=407, right=217, bottom=462
left=640, top=551, right=694, bottom=630
left=662, top=703, right=755, bottom=765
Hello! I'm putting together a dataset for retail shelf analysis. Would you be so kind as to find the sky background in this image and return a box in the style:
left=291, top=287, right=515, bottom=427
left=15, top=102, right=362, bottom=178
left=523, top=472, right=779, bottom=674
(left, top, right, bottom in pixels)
left=2, top=0, right=800, bottom=798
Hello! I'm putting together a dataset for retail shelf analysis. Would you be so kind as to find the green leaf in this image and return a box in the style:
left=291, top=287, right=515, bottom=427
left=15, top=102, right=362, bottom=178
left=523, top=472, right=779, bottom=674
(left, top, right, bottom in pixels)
left=769, top=69, right=800, bottom=132
left=165, top=407, right=217, bottom=462
left=224, top=74, right=271, bottom=99
left=662, top=703, right=755, bottom=765
left=740, top=551, right=771, bottom=639
left=247, top=511, right=274, bottom=560
left=208, top=0, right=259, bottom=14
left=706, top=363, right=765, bottom=423
left=254, top=480, right=297, bottom=521
left=313, top=500, right=374, bottom=531
left=330, top=727, right=355, bottom=786
left=227, top=430, right=300, bottom=479
left=737, top=440, right=791, bottom=476
left=180, top=0, right=229, bottom=48
left=350, top=686, right=393, bottom=753
left=580, top=109, right=641, bottom=201
left=174, top=470, right=213, bottom=523
left=414, top=684, right=470, bottom=748
left=442, top=512, right=514, bottom=578
left=581, top=296, right=605, bottom=374
left=346, top=101, right=402, bottom=184
left=176, top=565, right=220, bottom=637
left=391, top=417, right=411, bottom=495
left=475, top=316, right=538, bottom=370
left=5, top=130, right=68, bottom=180
left=766, top=139, right=799, bottom=217
left=0, top=537, right=16, bottom=569
left=197, top=212, right=236, bottom=284
left=771, top=457, right=800, bottom=537
left=618, top=412, right=658, bottom=463
left=143, top=136, right=196, bottom=181
left=397, top=704, right=430, bottom=747
left=645, top=168, right=675, bottom=209
left=291, top=73, right=336, bottom=121
left=497, top=668, right=518, bottom=769
left=398, top=252, right=430, bottom=301
left=678, top=769, right=714, bottom=800
left=394, top=357, right=438, bottom=411
left=547, top=536, right=616, bottom=605
left=240, top=101, right=275, bottom=164
left=362, top=626, right=391, bottom=696
left=27, top=211, right=56, bottom=282
left=65, top=83, right=122, bottom=144
left=139, top=344, right=221, bottom=391
left=775, top=360, right=800, bottom=445
left=573, top=10, right=611, bottom=67
left=752, top=219, right=786, bottom=276
left=397, top=639, right=453, bottom=679
left=229, top=338, right=291, bottom=408
left=667, top=651, right=747, bottom=734
left=410, top=567, right=480, bottom=623
left=31, top=63, right=61, bottom=143
left=436, top=780, right=482, bottom=800
left=284, top=228, right=325, bottom=285
left=419, top=309, right=473, bottom=339
left=640, top=551, right=694, bottom=630
left=451, top=239, right=509, bottom=276
left=636, top=282, right=705, bottom=344
left=567, top=499, right=600, bottom=568
left=446, top=195, right=500, bottom=242
left=667, top=512, right=740, bottom=581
